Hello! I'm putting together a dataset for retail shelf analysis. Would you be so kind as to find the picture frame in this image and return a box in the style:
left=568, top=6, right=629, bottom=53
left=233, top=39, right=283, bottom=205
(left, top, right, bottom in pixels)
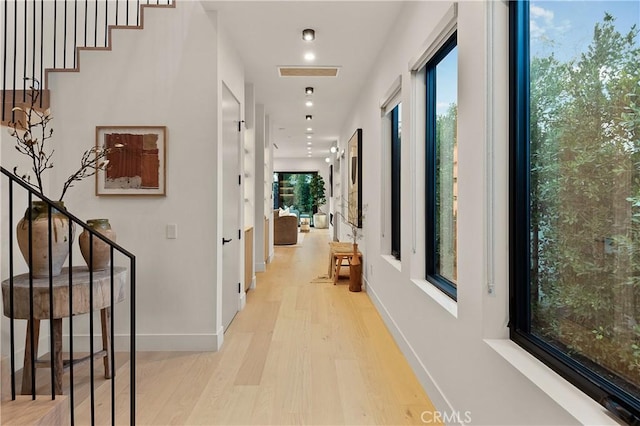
left=329, top=164, right=333, bottom=197
left=347, top=128, right=362, bottom=228
left=95, top=126, right=167, bottom=196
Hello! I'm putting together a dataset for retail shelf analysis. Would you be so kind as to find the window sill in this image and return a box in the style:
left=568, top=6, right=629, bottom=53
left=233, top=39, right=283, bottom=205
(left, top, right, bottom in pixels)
left=381, top=255, right=401, bottom=272
left=484, top=339, right=618, bottom=425
left=410, top=278, right=457, bottom=318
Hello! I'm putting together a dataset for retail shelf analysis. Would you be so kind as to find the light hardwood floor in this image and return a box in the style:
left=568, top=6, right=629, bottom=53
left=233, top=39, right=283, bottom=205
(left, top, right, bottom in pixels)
left=9, top=228, right=440, bottom=425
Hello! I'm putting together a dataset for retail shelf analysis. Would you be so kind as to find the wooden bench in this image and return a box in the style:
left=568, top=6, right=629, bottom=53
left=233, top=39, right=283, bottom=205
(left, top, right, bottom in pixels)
left=328, top=242, right=362, bottom=284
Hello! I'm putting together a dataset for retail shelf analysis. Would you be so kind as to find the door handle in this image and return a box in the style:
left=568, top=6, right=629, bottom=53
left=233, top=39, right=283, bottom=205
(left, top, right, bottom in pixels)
left=222, top=238, right=233, bottom=245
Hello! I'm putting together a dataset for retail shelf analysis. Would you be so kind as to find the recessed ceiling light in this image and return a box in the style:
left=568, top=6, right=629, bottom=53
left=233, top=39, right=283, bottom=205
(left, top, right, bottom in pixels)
left=305, top=87, right=314, bottom=95
left=330, top=146, right=337, bottom=153
left=307, top=142, right=312, bottom=145
left=307, top=135, right=312, bottom=139
left=307, top=147, right=312, bottom=150
left=305, top=100, right=313, bottom=107
left=307, top=127, right=313, bottom=132
left=308, top=154, right=312, bottom=157
left=302, top=29, right=315, bottom=41
left=306, top=115, right=312, bottom=120
left=304, top=52, right=315, bottom=61
left=325, top=157, right=331, bottom=163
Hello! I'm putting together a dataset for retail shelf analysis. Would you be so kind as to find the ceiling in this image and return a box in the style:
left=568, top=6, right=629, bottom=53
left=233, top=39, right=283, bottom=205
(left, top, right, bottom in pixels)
left=201, top=1, right=405, bottom=159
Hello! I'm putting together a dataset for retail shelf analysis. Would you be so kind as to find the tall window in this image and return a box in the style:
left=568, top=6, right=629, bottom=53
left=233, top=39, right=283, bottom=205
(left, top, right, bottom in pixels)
left=426, top=33, right=458, bottom=300
left=510, top=1, right=640, bottom=420
left=391, top=103, right=402, bottom=260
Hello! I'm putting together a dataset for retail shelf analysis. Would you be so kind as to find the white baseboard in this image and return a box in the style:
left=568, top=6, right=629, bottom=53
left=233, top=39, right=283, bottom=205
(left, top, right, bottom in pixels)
left=239, top=291, right=246, bottom=311
left=250, top=276, right=256, bottom=289
left=364, top=278, right=453, bottom=414
left=255, top=262, right=266, bottom=273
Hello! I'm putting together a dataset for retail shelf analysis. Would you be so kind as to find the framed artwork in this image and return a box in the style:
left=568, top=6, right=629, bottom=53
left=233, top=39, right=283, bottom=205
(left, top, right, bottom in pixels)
left=329, top=164, right=333, bottom=197
left=95, top=126, right=167, bottom=196
left=347, top=128, right=362, bottom=228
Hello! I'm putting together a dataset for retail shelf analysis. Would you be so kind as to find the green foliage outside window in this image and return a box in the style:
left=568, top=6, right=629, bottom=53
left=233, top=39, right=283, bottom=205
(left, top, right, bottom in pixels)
left=530, top=12, right=640, bottom=394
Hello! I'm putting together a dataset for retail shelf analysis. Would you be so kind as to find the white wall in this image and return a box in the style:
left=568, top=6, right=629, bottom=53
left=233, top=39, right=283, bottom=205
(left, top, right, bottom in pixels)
left=334, top=1, right=607, bottom=424
left=1, top=1, right=245, bottom=352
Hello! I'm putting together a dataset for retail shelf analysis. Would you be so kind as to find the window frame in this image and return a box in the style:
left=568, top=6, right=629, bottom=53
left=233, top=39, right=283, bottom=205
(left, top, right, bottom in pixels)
left=391, top=104, right=401, bottom=260
left=509, top=1, right=640, bottom=421
left=425, top=32, right=458, bottom=301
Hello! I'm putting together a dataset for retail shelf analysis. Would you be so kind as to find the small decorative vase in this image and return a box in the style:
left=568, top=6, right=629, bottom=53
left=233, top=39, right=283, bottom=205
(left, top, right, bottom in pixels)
left=349, top=242, right=362, bottom=292
left=79, top=219, right=116, bottom=271
left=16, top=201, right=74, bottom=278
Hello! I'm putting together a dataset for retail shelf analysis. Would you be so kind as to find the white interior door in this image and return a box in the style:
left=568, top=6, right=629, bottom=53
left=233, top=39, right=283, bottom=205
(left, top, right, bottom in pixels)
left=222, top=83, right=241, bottom=331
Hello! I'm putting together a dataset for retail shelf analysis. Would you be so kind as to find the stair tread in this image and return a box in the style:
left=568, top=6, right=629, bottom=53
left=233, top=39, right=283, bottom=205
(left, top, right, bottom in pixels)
left=1, top=396, right=69, bottom=426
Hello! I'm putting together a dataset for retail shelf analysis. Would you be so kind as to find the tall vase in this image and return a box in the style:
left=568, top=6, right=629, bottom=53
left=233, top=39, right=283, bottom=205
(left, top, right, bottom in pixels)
left=349, top=242, right=362, bottom=292
left=79, top=219, right=116, bottom=271
left=16, top=201, right=74, bottom=278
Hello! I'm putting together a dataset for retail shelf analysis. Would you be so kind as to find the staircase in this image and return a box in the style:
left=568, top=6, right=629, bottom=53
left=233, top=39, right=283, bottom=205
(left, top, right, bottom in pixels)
left=1, top=0, right=175, bottom=127
left=2, top=1, right=175, bottom=424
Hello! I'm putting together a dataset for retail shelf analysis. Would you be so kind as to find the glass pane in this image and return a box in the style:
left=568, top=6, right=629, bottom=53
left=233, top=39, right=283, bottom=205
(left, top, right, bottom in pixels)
left=391, top=103, right=402, bottom=259
left=435, top=46, right=458, bottom=284
left=529, top=1, right=640, bottom=396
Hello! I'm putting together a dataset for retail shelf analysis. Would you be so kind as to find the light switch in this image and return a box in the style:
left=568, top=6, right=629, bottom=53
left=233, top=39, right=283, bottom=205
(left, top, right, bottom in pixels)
left=167, top=224, right=178, bottom=239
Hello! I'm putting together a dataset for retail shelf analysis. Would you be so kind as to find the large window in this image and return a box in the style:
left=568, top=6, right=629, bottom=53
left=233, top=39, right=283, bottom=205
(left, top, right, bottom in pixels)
left=426, top=33, right=458, bottom=300
left=510, top=1, right=640, bottom=420
left=391, top=103, right=402, bottom=260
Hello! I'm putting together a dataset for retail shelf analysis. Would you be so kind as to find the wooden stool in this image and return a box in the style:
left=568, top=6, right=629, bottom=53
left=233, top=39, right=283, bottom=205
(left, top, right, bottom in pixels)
left=333, top=254, right=352, bottom=285
left=328, top=242, right=363, bottom=279
left=1, top=267, right=127, bottom=395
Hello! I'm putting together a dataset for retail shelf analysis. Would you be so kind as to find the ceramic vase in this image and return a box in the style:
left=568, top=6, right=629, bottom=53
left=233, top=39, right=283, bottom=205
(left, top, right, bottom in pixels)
left=16, top=201, right=74, bottom=278
left=349, top=243, right=362, bottom=292
left=79, top=219, right=116, bottom=271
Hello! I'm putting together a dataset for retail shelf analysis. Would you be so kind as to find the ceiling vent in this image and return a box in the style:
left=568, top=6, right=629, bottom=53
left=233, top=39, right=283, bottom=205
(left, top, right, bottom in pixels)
left=278, top=66, right=340, bottom=77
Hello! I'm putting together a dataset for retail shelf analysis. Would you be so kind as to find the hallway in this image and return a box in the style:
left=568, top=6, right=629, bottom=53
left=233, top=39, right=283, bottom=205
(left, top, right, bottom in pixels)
left=88, top=228, right=437, bottom=425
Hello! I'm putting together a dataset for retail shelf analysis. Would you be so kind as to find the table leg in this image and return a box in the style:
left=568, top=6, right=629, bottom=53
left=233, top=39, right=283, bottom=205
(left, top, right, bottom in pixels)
left=101, top=307, right=112, bottom=379
left=53, top=319, right=63, bottom=395
left=21, top=319, right=40, bottom=395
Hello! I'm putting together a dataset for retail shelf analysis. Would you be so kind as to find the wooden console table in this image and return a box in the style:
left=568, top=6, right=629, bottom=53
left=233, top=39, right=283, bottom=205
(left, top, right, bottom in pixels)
left=1, top=266, right=127, bottom=395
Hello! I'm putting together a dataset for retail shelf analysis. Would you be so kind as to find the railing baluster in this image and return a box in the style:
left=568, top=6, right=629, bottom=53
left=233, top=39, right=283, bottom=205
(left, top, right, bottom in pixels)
left=11, top=0, right=17, bottom=123
left=22, top=0, right=27, bottom=101
left=130, top=257, right=136, bottom=425
left=39, top=0, right=43, bottom=107
left=136, top=0, right=139, bottom=26
left=115, top=0, right=118, bottom=25
left=53, top=0, right=57, bottom=68
left=27, top=191, right=35, bottom=400
left=73, top=0, right=77, bottom=68
left=47, top=203, right=55, bottom=400
left=93, top=0, right=97, bottom=47
left=64, top=0, right=68, bottom=68
left=9, top=181, right=16, bottom=400
left=110, top=247, right=115, bottom=426
left=105, top=0, right=108, bottom=47
left=68, top=225, right=75, bottom=426
left=2, top=0, right=7, bottom=122
left=126, top=0, right=129, bottom=26
left=83, top=0, right=87, bottom=47
left=89, top=233, right=96, bottom=424
left=31, top=0, right=35, bottom=83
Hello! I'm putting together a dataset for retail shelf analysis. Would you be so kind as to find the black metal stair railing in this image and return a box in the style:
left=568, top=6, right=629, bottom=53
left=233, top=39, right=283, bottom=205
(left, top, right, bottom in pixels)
left=1, top=166, right=137, bottom=426
left=1, top=0, right=174, bottom=123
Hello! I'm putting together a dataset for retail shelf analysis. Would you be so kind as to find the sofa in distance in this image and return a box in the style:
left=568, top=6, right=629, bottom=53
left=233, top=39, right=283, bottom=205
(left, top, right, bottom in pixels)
left=274, top=209, right=298, bottom=245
